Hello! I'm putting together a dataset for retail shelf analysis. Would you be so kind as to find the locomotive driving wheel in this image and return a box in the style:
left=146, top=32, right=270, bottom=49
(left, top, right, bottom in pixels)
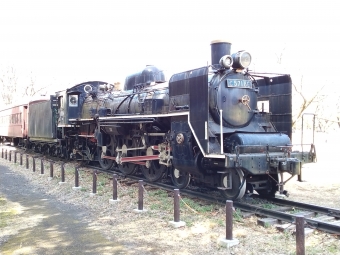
left=98, top=147, right=115, bottom=170
left=98, top=135, right=116, bottom=170
left=118, top=160, right=138, bottom=175
left=141, top=146, right=166, bottom=182
left=219, top=168, right=246, bottom=200
left=141, top=160, right=166, bottom=182
left=117, top=139, right=138, bottom=175
left=170, top=166, right=191, bottom=189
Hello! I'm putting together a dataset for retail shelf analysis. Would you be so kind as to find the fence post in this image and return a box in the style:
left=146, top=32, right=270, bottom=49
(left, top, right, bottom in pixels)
left=72, top=166, right=81, bottom=190
left=225, top=200, right=234, bottom=240
left=296, top=216, right=305, bottom=255
left=109, top=174, right=119, bottom=203
left=174, top=189, right=180, bottom=222
left=40, top=159, right=44, bottom=175
left=26, top=154, right=29, bottom=169
left=1, top=148, right=3, bottom=158
left=59, top=162, right=66, bottom=185
left=8, top=151, right=11, bottom=162
left=133, top=180, right=146, bottom=212
left=168, top=189, right=185, bottom=228
left=75, top=167, right=79, bottom=187
left=5, top=150, right=7, bottom=160
left=48, top=161, right=54, bottom=180
left=217, top=200, right=239, bottom=248
left=32, top=157, right=36, bottom=172
left=20, top=153, right=23, bottom=165
left=92, top=170, right=97, bottom=195
left=113, top=174, right=118, bottom=200
left=138, top=180, right=144, bottom=211
left=14, top=151, right=17, bottom=163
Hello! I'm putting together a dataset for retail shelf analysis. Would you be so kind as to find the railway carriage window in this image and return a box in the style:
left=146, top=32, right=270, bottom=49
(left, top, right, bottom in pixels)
left=69, top=95, right=78, bottom=107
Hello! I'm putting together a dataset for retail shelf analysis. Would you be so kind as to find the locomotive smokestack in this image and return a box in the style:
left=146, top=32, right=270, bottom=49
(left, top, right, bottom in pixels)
left=211, top=40, right=232, bottom=68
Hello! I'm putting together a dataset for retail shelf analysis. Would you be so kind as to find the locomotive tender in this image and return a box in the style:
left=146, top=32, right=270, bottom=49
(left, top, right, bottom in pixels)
left=0, top=40, right=316, bottom=200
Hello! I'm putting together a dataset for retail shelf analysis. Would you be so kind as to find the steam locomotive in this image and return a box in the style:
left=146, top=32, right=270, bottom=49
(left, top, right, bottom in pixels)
left=0, top=40, right=316, bottom=200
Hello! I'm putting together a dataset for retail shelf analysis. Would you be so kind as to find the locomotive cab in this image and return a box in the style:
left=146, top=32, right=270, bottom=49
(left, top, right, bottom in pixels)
left=55, top=90, right=80, bottom=127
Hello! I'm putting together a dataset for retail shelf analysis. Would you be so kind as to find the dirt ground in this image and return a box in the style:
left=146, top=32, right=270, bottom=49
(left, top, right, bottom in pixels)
left=0, top=131, right=339, bottom=255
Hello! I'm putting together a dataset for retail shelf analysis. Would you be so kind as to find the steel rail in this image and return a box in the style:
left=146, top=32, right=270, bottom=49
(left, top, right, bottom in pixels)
left=232, top=201, right=340, bottom=234
left=251, top=194, right=340, bottom=218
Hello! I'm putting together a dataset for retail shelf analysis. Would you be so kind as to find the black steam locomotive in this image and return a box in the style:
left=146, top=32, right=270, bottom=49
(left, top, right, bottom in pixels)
left=20, top=40, right=316, bottom=200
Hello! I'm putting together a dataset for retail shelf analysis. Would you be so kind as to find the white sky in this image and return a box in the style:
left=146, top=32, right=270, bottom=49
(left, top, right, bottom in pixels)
left=0, top=0, right=339, bottom=94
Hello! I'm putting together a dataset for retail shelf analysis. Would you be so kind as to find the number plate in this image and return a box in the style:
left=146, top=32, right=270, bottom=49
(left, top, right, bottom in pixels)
left=226, top=79, right=252, bottom=88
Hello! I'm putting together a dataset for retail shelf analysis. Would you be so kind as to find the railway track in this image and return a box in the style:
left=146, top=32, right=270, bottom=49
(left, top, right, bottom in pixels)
left=3, top=146, right=340, bottom=235
left=94, top=165, right=340, bottom=235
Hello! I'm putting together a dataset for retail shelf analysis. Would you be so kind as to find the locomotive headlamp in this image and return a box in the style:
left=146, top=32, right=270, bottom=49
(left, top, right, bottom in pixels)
left=232, top=51, right=252, bottom=69
left=219, top=55, right=233, bottom=69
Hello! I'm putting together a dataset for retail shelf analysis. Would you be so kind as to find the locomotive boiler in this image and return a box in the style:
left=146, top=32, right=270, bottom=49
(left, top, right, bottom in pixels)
left=23, top=40, right=316, bottom=200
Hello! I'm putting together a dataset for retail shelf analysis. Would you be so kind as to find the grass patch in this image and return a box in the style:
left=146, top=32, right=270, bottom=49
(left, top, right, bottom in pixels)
left=233, top=208, right=243, bottom=222
left=147, top=190, right=172, bottom=211
left=182, top=217, right=194, bottom=227
left=180, top=197, right=214, bottom=214
left=0, top=197, right=6, bottom=206
left=0, top=210, right=17, bottom=228
left=262, top=203, right=277, bottom=209
left=149, top=189, right=169, bottom=199
left=215, top=218, right=224, bottom=227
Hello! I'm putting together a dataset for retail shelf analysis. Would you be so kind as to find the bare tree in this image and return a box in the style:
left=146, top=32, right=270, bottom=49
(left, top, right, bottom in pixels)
left=0, top=67, right=48, bottom=108
left=0, top=66, right=18, bottom=105
left=313, top=91, right=340, bottom=131
left=23, top=72, right=47, bottom=97
left=274, top=48, right=325, bottom=130
left=275, top=47, right=285, bottom=65
left=292, top=75, right=324, bottom=127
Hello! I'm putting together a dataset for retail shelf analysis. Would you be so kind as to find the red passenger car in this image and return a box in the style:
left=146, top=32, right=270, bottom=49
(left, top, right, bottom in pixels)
left=0, top=103, right=28, bottom=145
